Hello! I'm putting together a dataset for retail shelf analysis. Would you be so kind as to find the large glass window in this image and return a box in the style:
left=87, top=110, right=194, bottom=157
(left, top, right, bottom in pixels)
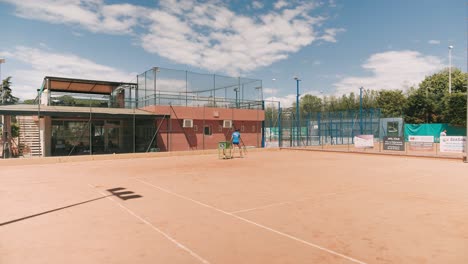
left=50, top=118, right=156, bottom=156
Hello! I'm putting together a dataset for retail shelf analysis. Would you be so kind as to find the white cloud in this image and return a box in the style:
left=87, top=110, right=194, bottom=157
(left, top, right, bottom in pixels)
left=2, top=0, right=340, bottom=76
left=319, top=28, right=345, bottom=43
left=264, top=90, right=325, bottom=108
left=333, top=50, right=444, bottom=96
left=1, top=46, right=136, bottom=99
left=252, top=1, right=263, bottom=9
left=1, top=0, right=146, bottom=34
left=263, top=88, right=279, bottom=95
left=265, top=94, right=296, bottom=108
left=274, top=0, right=288, bottom=10
left=428, top=40, right=440, bottom=45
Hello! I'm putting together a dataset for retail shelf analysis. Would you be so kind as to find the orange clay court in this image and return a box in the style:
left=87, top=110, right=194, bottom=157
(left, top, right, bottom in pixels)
left=1, top=150, right=467, bottom=264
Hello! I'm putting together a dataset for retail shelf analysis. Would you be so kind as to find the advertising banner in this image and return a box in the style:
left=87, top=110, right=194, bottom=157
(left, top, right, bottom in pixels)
left=383, top=136, right=405, bottom=151
left=354, top=135, right=374, bottom=148
left=440, top=136, right=466, bottom=153
left=408, top=136, right=434, bottom=151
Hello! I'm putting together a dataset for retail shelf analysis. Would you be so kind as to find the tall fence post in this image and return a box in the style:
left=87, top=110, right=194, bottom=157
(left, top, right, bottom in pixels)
left=278, top=103, right=282, bottom=148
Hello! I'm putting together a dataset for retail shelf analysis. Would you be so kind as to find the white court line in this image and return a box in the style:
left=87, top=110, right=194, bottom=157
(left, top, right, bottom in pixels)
left=87, top=184, right=210, bottom=264
left=136, top=179, right=367, bottom=264
left=229, top=192, right=341, bottom=214
left=230, top=174, right=435, bottom=214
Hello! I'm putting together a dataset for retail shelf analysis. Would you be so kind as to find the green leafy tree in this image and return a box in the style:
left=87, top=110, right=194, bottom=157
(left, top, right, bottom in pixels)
left=407, top=68, right=467, bottom=124
left=264, top=105, right=280, bottom=127
left=404, top=88, right=436, bottom=124
left=22, top=99, right=36, bottom=104
left=300, top=94, right=322, bottom=116
left=443, top=93, right=467, bottom=126
left=1, top=77, right=19, bottom=105
left=376, top=90, right=406, bottom=117
left=420, top=68, right=466, bottom=96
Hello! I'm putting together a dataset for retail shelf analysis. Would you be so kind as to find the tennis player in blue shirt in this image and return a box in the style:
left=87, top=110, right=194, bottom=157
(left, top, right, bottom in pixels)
left=231, top=129, right=243, bottom=158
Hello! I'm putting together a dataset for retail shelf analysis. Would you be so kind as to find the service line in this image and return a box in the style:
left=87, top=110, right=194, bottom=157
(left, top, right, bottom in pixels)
left=136, top=179, right=367, bottom=264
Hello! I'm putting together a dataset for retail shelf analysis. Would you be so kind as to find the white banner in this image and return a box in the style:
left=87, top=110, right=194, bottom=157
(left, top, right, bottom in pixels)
left=408, top=136, right=434, bottom=151
left=440, top=136, right=466, bottom=153
left=408, top=136, right=434, bottom=142
left=354, top=135, right=374, bottom=148
left=264, top=141, right=279, bottom=148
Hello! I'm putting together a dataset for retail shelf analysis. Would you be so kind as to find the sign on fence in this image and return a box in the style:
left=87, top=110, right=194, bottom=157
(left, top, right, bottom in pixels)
left=265, top=141, right=279, bottom=148
left=440, top=136, right=466, bottom=153
left=354, top=135, right=374, bottom=148
left=383, top=136, right=405, bottom=151
left=408, top=136, right=434, bottom=151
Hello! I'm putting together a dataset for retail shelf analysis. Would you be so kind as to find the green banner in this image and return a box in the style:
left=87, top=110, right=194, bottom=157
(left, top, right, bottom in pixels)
left=404, top=123, right=466, bottom=142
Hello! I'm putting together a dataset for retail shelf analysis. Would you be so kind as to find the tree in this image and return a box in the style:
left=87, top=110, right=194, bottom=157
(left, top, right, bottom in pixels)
left=300, top=94, right=322, bottom=116
left=443, top=93, right=466, bottom=126
left=419, top=68, right=466, bottom=96
left=404, top=88, right=436, bottom=124
left=22, top=99, right=36, bottom=104
left=264, top=104, right=280, bottom=127
left=1, top=76, right=19, bottom=105
left=376, top=90, right=406, bottom=117
left=405, top=68, right=468, bottom=124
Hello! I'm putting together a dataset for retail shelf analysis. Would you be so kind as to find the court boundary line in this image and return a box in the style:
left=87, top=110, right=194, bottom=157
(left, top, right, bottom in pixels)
left=136, top=179, right=367, bottom=264
left=280, top=147, right=462, bottom=160
left=229, top=174, right=435, bottom=214
left=87, top=184, right=210, bottom=264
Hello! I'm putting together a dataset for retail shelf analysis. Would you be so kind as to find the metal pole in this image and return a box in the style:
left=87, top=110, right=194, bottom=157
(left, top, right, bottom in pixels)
left=278, top=101, right=281, bottom=147
left=0, top=59, right=4, bottom=148
left=449, top=45, right=453, bottom=94
left=295, top=77, right=300, bottom=146
left=465, top=42, right=468, bottom=162
left=154, top=69, right=157, bottom=106
left=359, top=87, right=363, bottom=134
left=235, top=88, right=238, bottom=108
left=0, top=59, right=4, bottom=105
left=0, top=59, right=5, bottom=105
left=213, top=75, right=216, bottom=106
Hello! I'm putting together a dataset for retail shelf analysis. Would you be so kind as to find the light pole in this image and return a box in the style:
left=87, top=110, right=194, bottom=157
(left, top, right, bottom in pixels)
left=0, top=58, right=5, bottom=158
left=294, top=76, right=301, bottom=146
left=359, top=87, right=363, bottom=134
left=153, top=67, right=160, bottom=106
left=234, top=87, right=239, bottom=108
left=449, top=45, right=453, bottom=94
left=0, top=58, right=5, bottom=105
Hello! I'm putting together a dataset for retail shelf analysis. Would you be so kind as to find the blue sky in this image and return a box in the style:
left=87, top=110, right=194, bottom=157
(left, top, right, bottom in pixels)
left=0, top=0, right=465, bottom=106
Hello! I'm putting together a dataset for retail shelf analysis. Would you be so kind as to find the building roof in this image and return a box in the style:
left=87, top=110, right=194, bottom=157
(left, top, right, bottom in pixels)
left=0, top=104, right=165, bottom=118
left=42, top=76, right=137, bottom=95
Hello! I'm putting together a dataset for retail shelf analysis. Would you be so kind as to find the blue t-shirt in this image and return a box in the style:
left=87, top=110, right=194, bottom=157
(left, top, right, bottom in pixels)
left=232, top=131, right=240, bottom=144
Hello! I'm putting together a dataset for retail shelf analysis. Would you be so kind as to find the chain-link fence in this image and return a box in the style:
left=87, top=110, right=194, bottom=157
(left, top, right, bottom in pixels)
left=137, top=67, right=262, bottom=109
left=264, top=101, right=465, bottom=158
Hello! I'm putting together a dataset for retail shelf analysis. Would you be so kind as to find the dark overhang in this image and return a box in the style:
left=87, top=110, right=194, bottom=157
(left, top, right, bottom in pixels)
left=42, top=76, right=137, bottom=95
left=0, top=104, right=167, bottom=119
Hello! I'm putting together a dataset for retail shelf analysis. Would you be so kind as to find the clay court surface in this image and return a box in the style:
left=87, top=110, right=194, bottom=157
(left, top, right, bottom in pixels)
left=1, top=150, right=467, bottom=264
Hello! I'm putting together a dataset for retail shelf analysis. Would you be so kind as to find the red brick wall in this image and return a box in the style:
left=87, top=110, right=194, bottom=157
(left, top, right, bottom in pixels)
left=144, top=106, right=264, bottom=151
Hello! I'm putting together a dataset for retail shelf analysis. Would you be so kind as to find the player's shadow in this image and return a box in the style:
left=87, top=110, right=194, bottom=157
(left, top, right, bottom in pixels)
left=107, top=187, right=143, bottom=200
left=0, top=187, right=142, bottom=227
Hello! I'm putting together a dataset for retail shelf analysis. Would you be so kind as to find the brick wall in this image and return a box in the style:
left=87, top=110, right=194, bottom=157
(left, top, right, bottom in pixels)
left=143, top=106, right=264, bottom=151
